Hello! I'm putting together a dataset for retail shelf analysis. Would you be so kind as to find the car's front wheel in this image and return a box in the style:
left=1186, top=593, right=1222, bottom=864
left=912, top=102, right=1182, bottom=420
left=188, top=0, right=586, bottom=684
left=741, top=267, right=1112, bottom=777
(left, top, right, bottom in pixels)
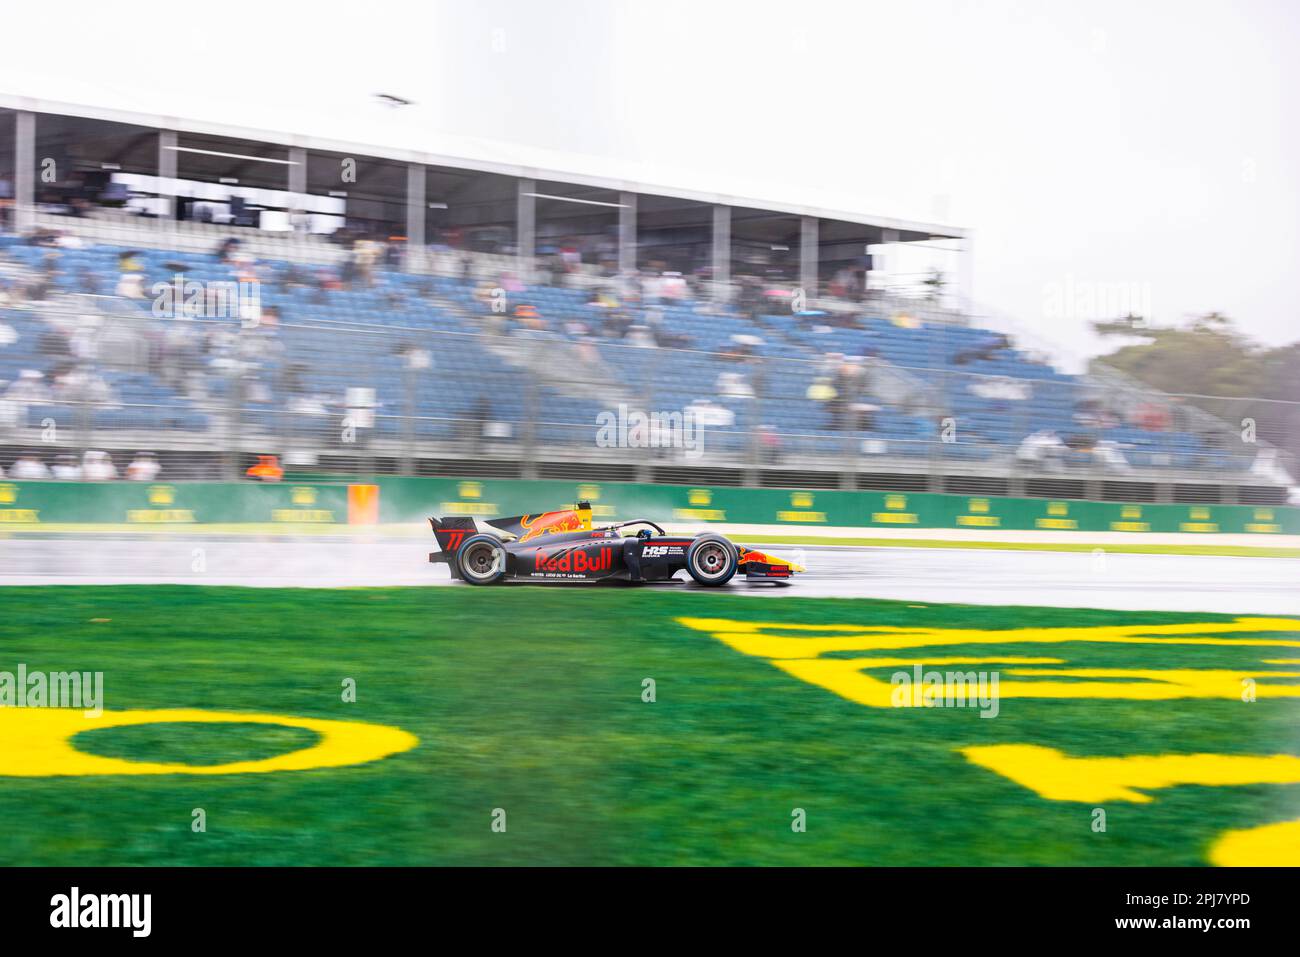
left=686, top=534, right=738, bottom=586
left=456, top=534, right=508, bottom=585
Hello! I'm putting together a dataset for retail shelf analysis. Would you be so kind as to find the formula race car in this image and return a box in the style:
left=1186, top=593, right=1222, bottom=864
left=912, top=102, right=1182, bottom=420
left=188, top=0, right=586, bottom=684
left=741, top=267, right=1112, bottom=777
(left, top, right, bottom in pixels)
left=429, top=501, right=804, bottom=586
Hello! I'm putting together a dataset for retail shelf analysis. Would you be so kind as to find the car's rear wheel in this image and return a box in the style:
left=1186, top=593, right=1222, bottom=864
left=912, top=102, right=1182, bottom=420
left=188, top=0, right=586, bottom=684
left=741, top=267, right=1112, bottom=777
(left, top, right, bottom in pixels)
left=686, top=534, right=738, bottom=586
left=456, top=534, right=508, bottom=585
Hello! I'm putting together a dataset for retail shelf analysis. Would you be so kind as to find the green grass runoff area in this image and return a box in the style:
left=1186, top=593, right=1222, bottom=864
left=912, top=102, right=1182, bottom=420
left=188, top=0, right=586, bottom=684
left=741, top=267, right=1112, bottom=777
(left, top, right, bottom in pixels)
left=0, top=585, right=1297, bottom=865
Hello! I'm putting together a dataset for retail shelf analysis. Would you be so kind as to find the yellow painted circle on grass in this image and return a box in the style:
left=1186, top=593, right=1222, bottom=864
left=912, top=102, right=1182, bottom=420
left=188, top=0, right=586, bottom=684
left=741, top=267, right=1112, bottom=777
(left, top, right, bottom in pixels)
left=0, top=708, right=418, bottom=776
left=1210, top=819, right=1300, bottom=866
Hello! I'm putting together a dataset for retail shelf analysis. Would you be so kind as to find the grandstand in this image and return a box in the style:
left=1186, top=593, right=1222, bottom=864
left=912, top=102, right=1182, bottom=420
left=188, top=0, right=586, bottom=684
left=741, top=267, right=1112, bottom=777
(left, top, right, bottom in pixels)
left=0, top=100, right=1292, bottom=504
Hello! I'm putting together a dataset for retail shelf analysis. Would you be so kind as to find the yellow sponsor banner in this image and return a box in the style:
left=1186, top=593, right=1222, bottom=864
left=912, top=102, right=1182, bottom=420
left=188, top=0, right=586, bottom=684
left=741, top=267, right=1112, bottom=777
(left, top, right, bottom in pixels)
left=777, top=510, right=827, bottom=523
left=872, top=512, right=918, bottom=524
left=1182, top=506, right=1218, bottom=531
left=437, top=501, right=498, bottom=515
left=0, top=509, right=40, bottom=522
left=1036, top=517, right=1078, bottom=529
left=1034, top=501, right=1078, bottom=529
left=127, top=509, right=196, bottom=523
left=673, top=508, right=726, bottom=521
left=1247, top=509, right=1277, bottom=533
left=272, top=509, right=336, bottom=523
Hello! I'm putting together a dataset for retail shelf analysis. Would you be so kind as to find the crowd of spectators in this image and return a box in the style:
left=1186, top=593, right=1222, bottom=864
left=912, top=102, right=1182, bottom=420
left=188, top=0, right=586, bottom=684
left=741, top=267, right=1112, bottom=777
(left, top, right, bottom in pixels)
left=2, top=215, right=1293, bottom=487
left=0, top=448, right=159, bottom=480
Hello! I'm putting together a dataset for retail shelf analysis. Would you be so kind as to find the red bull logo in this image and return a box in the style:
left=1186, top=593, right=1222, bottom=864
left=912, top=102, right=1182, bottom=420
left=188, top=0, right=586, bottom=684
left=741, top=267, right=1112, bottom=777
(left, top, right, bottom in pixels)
left=518, top=508, right=590, bottom=543
left=534, top=547, right=613, bottom=574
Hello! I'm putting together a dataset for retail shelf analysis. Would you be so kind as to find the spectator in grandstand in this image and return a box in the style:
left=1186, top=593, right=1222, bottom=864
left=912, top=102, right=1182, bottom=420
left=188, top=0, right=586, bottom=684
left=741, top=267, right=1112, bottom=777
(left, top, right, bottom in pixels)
left=1092, top=440, right=1133, bottom=473
left=21, top=252, right=59, bottom=301
left=685, top=398, right=735, bottom=428
left=288, top=393, right=332, bottom=417
left=807, top=376, right=838, bottom=408
left=246, top=455, right=284, bottom=482
left=81, top=450, right=118, bottom=481
left=4, top=369, right=51, bottom=404
left=1072, top=396, right=1119, bottom=430
left=51, top=366, right=114, bottom=406
left=818, top=356, right=869, bottom=430
left=1131, top=401, right=1172, bottom=431
left=75, top=267, right=103, bottom=297
left=8, top=453, right=51, bottom=480
left=1016, top=429, right=1067, bottom=471
left=626, top=324, right=656, bottom=349
left=463, top=396, right=492, bottom=454
left=125, top=452, right=161, bottom=481
left=115, top=271, right=145, bottom=299
left=217, top=237, right=242, bottom=264
left=28, top=227, right=61, bottom=248
left=512, top=303, right=544, bottom=330
left=51, top=454, right=82, bottom=480
left=1249, top=448, right=1295, bottom=486
left=598, top=310, right=634, bottom=341
left=757, top=424, right=783, bottom=464
left=69, top=319, right=101, bottom=363
left=970, top=376, right=1031, bottom=401
left=716, top=369, right=754, bottom=399
left=850, top=402, right=881, bottom=432
left=720, top=335, right=760, bottom=361
left=953, top=333, right=1010, bottom=365
left=352, top=239, right=382, bottom=288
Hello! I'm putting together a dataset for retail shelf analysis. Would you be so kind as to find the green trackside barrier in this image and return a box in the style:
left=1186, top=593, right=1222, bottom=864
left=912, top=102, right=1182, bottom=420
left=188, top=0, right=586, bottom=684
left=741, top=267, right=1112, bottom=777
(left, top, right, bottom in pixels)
left=0, top=480, right=348, bottom=525
left=1, top=476, right=1297, bottom=535
left=365, top=476, right=1300, bottom=536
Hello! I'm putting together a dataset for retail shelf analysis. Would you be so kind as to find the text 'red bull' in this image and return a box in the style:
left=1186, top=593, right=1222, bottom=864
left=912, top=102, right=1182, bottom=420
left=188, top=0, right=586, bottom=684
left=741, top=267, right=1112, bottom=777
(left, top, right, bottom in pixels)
left=534, top=548, right=613, bottom=573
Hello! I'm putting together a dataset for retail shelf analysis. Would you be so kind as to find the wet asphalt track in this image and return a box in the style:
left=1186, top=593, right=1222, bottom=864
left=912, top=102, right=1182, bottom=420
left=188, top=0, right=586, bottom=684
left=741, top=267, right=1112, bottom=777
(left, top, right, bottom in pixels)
left=0, top=536, right=1295, bottom=615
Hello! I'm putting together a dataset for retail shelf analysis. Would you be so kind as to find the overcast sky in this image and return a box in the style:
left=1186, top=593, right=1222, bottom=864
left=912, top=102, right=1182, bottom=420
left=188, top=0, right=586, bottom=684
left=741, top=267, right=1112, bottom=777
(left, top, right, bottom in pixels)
left=3, top=0, right=1296, bottom=367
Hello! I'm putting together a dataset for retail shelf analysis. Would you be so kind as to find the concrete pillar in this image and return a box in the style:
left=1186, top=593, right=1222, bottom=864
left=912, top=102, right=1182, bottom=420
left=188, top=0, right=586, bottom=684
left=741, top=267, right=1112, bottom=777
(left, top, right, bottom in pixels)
left=618, top=191, right=637, bottom=275
left=800, top=215, right=819, bottom=301
left=516, top=178, right=535, bottom=283
left=14, top=111, right=35, bottom=231
left=287, top=146, right=307, bottom=235
left=954, top=230, right=974, bottom=315
left=157, top=129, right=177, bottom=228
left=872, top=227, right=900, bottom=295
left=406, top=162, right=425, bottom=273
left=712, top=204, right=731, bottom=300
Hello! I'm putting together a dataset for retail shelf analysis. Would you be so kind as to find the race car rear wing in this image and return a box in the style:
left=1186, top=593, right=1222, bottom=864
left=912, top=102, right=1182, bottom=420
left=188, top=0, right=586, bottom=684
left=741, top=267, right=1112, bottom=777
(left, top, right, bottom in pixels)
left=428, top=515, right=478, bottom=565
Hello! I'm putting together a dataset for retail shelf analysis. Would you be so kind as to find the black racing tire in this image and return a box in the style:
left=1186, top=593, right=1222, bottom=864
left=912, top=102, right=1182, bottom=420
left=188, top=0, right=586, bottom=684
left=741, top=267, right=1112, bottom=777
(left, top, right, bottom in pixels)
left=686, top=534, right=738, bottom=586
left=456, top=534, right=509, bottom=585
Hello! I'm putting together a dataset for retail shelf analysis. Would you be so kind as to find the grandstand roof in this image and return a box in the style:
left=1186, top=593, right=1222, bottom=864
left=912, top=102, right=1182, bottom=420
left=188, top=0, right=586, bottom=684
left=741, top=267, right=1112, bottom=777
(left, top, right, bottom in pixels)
left=0, top=93, right=966, bottom=244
